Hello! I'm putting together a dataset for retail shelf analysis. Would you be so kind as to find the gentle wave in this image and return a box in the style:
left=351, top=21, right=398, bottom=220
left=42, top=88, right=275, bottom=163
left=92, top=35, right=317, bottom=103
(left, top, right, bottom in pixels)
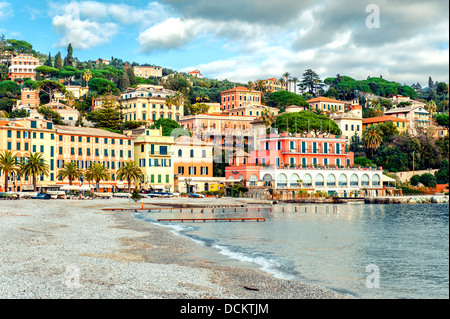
left=137, top=214, right=296, bottom=280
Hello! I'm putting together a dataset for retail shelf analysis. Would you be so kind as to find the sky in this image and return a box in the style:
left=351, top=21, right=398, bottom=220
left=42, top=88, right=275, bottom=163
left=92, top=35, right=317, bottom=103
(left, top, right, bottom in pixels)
left=0, top=0, right=448, bottom=87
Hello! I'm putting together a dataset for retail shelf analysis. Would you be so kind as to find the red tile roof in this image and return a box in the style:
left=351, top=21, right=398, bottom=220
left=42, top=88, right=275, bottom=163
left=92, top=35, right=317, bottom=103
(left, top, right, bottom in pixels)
left=307, top=97, right=345, bottom=104
left=363, top=116, right=409, bottom=125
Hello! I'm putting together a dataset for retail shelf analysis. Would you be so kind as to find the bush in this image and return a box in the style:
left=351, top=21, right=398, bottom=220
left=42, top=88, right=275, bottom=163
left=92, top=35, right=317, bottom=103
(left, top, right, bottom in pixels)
left=419, top=173, right=437, bottom=188
left=410, top=174, right=421, bottom=186
left=400, top=186, right=425, bottom=195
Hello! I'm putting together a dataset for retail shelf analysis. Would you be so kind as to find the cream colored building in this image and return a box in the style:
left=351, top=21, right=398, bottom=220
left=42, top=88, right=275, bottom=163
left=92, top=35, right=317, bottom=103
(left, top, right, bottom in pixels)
left=331, top=105, right=363, bottom=143
left=53, top=85, right=89, bottom=102
left=133, top=65, right=163, bottom=78
left=120, top=85, right=184, bottom=124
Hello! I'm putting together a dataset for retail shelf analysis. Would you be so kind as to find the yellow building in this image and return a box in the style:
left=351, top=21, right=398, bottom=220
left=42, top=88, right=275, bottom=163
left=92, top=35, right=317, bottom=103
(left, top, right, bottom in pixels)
left=362, top=116, right=409, bottom=133
left=120, top=85, right=184, bottom=124
left=0, top=118, right=58, bottom=191
left=127, top=127, right=175, bottom=192
left=133, top=65, right=163, bottom=78
left=332, top=105, right=363, bottom=143
left=0, top=118, right=135, bottom=192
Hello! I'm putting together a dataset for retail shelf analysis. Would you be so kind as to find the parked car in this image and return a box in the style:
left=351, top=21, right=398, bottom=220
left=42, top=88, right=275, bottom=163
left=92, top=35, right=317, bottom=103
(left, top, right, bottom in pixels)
left=31, top=193, right=52, bottom=200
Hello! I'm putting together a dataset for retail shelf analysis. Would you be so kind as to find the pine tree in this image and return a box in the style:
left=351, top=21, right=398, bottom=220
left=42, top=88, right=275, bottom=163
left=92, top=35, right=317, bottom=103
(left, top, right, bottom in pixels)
left=64, top=43, right=74, bottom=66
left=126, top=67, right=137, bottom=87
left=54, top=52, right=63, bottom=70
left=118, top=71, right=130, bottom=91
left=44, top=52, right=53, bottom=67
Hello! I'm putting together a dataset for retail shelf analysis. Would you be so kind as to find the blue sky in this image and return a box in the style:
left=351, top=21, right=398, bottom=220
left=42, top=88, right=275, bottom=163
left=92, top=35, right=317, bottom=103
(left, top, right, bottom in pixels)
left=1, top=0, right=448, bottom=87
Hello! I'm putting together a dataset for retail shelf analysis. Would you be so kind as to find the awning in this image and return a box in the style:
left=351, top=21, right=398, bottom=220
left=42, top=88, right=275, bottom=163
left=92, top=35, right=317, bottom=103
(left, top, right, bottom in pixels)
left=60, top=185, right=91, bottom=191
left=22, top=185, right=34, bottom=191
left=382, top=175, right=397, bottom=183
left=151, top=185, right=164, bottom=189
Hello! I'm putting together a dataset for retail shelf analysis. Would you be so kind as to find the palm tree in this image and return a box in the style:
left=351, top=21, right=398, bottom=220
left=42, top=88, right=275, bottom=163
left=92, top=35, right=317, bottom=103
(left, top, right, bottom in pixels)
left=291, top=77, right=299, bottom=94
left=20, top=152, right=50, bottom=192
left=56, top=162, right=83, bottom=186
left=82, top=70, right=92, bottom=87
left=84, top=163, right=110, bottom=193
left=116, top=161, right=142, bottom=193
left=425, top=100, right=437, bottom=117
left=261, top=108, right=275, bottom=129
left=195, top=93, right=210, bottom=103
left=283, top=72, right=291, bottom=91
left=247, top=81, right=254, bottom=92
left=362, top=125, right=383, bottom=157
left=0, top=151, right=20, bottom=192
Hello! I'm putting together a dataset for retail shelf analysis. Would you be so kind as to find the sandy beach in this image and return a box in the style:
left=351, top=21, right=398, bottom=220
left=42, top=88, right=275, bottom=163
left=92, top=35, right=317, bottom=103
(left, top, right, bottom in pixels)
left=0, top=197, right=350, bottom=299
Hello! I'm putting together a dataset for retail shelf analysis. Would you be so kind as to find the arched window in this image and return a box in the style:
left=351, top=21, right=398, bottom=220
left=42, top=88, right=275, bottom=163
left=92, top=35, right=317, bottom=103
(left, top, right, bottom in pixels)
left=290, top=174, right=300, bottom=188
left=327, top=174, right=336, bottom=187
left=303, top=174, right=312, bottom=187
left=263, top=174, right=273, bottom=187
left=361, top=174, right=370, bottom=186
left=178, top=149, right=182, bottom=157
left=350, top=174, right=358, bottom=186
left=373, top=174, right=381, bottom=186
left=190, top=149, right=194, bottom=158
left=277, top=174, right=287, bottom=188
left=202, top=150, right=206, bottom=158
left=249, top=175, right=258, bottom=186
left=339, top=174, right=348, bottom=187
left=315, top=174, right=324, bottom=187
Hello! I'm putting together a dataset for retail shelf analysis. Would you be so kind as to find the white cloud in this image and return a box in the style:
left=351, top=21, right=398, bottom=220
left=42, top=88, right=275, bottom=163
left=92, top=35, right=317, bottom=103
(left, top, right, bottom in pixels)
left=52, top=9, right=118, bottom=49
left=137, top=18, right=201, bottom=53
left=0, top=2, right=12, bottom=20
left=49, top=0, right=170, bottom=50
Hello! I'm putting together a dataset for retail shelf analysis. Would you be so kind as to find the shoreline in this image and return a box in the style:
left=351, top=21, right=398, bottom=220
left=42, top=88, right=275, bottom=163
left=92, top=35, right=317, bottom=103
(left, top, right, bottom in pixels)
left=0, top=198, right=350, bottom=299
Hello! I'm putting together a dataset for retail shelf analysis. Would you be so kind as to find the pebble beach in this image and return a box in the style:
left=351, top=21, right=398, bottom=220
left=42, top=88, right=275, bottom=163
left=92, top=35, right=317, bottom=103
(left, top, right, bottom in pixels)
left=0, top=198, right=350, bottom=299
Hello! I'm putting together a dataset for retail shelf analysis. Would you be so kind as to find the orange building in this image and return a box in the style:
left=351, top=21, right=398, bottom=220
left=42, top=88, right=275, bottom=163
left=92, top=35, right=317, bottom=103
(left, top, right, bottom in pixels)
left=362, top=116, right=409, bottom=133
left=8, top=54, right=42, bottom=81
left=306, top=96, right=347, bottom=113
left=220, top=86, right=262, bottom=111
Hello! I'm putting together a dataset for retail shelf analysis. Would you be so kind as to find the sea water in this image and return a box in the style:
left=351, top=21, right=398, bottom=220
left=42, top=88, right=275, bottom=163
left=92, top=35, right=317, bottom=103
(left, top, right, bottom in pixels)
left=135, top=203, right=449, bottom=299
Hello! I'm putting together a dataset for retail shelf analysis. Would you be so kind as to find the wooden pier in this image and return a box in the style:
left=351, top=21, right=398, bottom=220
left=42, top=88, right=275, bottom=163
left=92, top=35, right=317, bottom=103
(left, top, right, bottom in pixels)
left=157, top=218, right=266, bottom=223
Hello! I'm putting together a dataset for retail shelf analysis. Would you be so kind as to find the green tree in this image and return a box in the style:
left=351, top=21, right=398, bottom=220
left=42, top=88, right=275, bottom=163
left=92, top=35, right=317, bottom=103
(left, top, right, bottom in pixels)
left=85, top=163, right=110, bottom=193
left=435, top=159, right=449, bottom=185
left=271, top=111, right=341, bottom=136
left=419, top=173, right=437, bottom=188
left=362, top=125, right=383, bottom=157
left=410, top=174, right=420, bottom=186
left=56, top=162, right=83, bottom=185
left=44, top=52, right=53, bottom=67
left=116, top=161, right=142, bottom=193
left=265, top=91, right=308, bottom=112
left=64, top=43, right=74, bottom=66
left=35, top=66, right=60, bottom=80
left=32, top=80, right=66, bottom=104
left=86, top=96, right=122, bottom=132
left=373, top=144, right=409, bottom=172
left=0, top=151, right=20, bottom=192
left=126, top=67, right=137, bottom=87
left=88, top=78, right=119, bottom=95
left=150, top=118, right=182, bottom=136
left=118, top=71, right=130, bottom=91
left=54, top=52, right=63, bottom=70
left=20, top=152, right=50, bottom=191
left=300, top=69, right=324, bottom=96
left=37, top=106, right=65, bottom=125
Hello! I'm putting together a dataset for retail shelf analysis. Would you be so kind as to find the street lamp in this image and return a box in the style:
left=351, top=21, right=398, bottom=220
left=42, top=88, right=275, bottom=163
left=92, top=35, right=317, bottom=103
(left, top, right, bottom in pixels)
left=412, top=151, right=415, bottom=176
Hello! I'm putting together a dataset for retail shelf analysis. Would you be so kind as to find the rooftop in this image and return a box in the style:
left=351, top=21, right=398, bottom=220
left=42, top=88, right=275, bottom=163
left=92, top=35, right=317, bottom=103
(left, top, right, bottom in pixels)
left=54, top=125, right=131, bottom=138
left=363, top=116, right=409, bottom=124
left=306, top=97, right=346, bottom=104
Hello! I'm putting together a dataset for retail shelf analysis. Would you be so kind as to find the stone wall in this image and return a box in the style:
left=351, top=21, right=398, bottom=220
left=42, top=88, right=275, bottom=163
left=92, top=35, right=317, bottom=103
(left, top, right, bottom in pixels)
left=393, top=170, right=439, bottom=183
